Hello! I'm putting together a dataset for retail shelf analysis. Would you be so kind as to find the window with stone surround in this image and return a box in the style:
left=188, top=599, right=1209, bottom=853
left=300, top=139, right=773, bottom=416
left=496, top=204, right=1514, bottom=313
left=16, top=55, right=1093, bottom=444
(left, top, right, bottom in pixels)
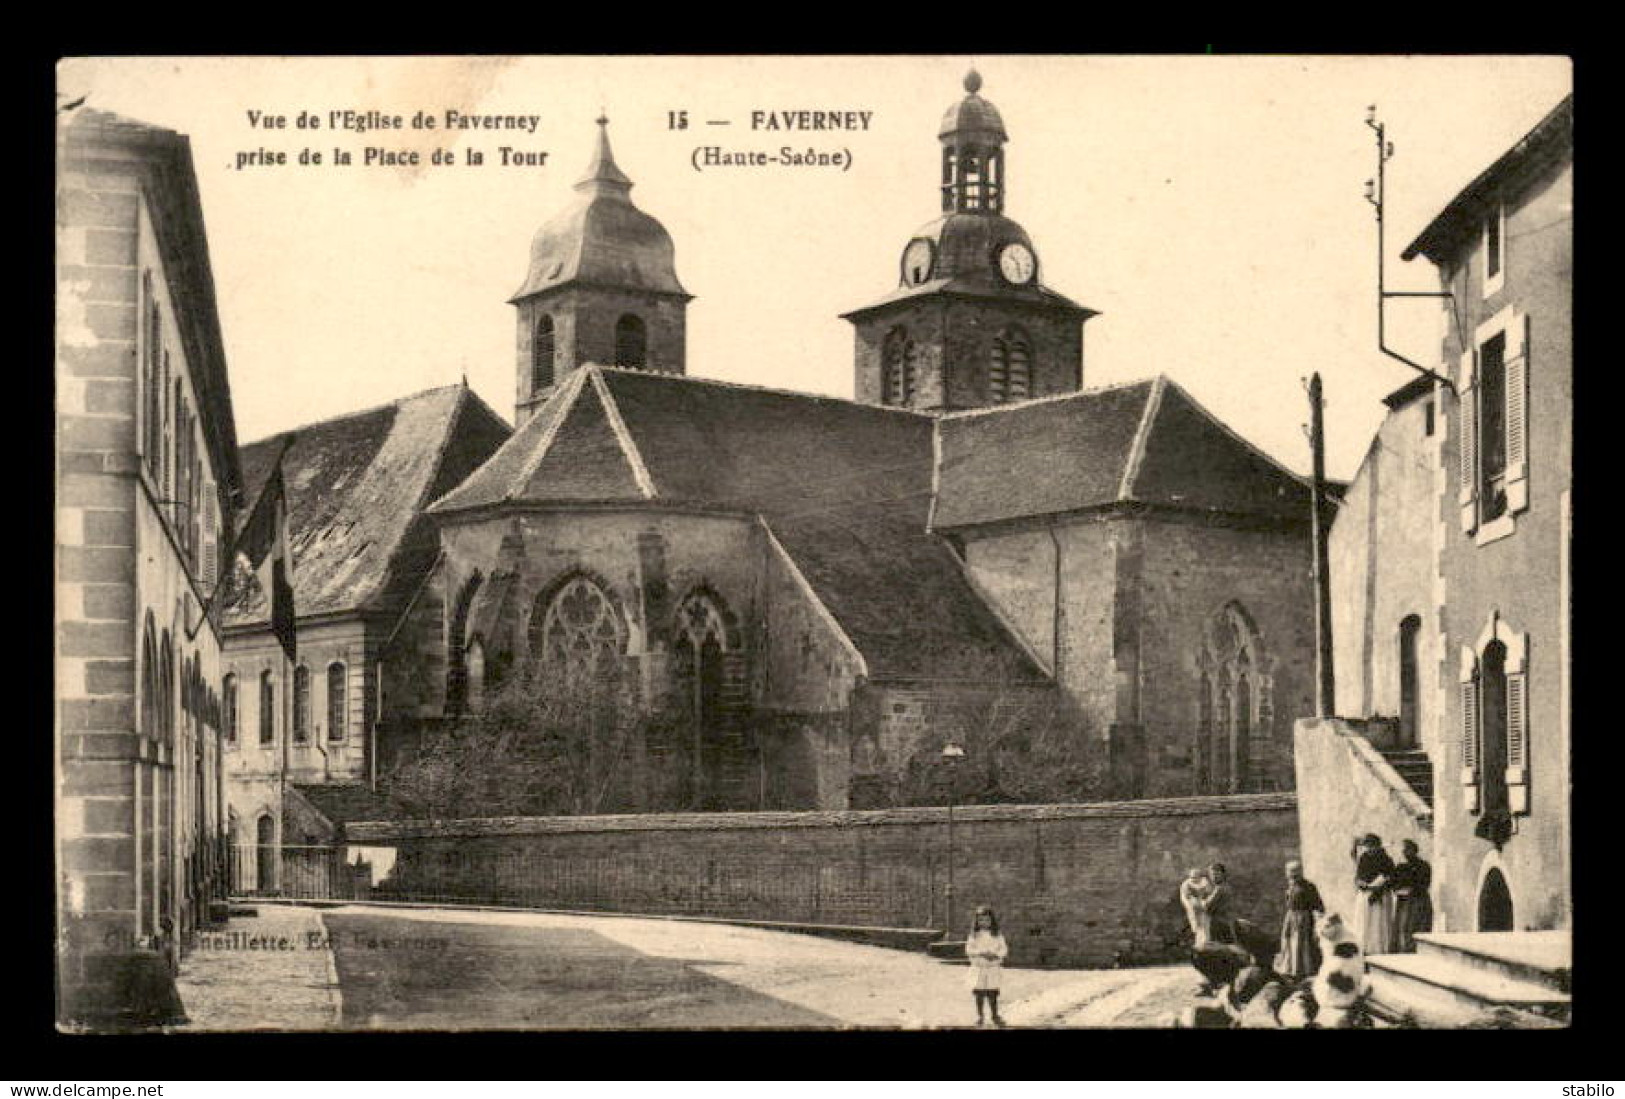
left=222, top=673, right=238, bottom=747
left=292, top=665, right=310, bottom=743
left=259, top=670, right=275, bottom=746
left=1459, top=305, right=1529, bottom=542
left=327, top=662, right=347, bottom=741
left=1459, top=614, right=1530, bottom=845
left=1484, top=203, right=1505, bottom=299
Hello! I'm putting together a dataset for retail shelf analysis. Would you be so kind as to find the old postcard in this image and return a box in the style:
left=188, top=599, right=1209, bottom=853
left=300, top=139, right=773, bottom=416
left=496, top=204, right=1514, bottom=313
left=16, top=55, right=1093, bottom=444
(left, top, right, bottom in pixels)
left=54, top=54, right=1572, bottom=1032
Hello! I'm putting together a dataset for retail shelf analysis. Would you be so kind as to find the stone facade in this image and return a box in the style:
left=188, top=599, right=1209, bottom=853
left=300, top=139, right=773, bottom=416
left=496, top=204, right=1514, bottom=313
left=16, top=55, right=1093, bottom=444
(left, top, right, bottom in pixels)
left=961, top=510, right=1315, bottom=800
left=851, top=297, right=1085, bottom=412
left=56, top=110, right=241, bottom=1026
left=514, top=285, right=688, bottom=423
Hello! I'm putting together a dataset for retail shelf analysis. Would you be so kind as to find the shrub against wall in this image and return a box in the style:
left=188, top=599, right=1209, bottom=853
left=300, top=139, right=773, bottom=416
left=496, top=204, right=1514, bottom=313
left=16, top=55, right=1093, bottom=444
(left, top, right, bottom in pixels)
left=385, top=666, right=648, bottom=818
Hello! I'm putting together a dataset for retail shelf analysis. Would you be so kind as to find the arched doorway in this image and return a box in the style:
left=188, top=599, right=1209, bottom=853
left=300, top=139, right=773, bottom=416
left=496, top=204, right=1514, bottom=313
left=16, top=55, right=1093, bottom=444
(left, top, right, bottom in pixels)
left=255, top=814, right=277, bottom=894
left=1478, top=867, right=1514, bottom=931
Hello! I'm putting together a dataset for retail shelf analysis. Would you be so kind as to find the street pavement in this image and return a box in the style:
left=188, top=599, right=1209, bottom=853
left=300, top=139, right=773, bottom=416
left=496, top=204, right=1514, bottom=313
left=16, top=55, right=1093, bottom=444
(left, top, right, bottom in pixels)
left=175, top=902, right=1198, bottom=1031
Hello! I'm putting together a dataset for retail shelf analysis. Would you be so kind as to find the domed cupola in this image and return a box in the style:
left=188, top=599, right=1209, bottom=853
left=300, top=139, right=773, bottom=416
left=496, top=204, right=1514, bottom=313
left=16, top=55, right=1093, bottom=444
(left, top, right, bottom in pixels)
left=841, top=70, right=1096, bottom=414
left=511, top=116, right=687, bottom=301
left=511, top=116, right=692, bottom=425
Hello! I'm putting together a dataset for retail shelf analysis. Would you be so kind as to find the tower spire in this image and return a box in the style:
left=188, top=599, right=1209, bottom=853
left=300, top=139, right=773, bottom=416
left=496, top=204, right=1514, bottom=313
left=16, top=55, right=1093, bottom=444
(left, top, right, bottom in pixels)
left=576, top=111, right=633, bottom=192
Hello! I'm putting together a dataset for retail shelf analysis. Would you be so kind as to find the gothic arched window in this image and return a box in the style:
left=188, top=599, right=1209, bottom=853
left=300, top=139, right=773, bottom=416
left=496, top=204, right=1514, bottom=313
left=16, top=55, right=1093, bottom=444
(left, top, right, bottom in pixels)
left=672, top=589, right=743, bottom=810
left=159, top=631, right=175, bottom=749
left=531, top=575, right=627, bottom=678
left=446, top=572, right=483, bottom=715
left=532, top=315, right=555, bottom=392
left=292, top=665, right=310, bottom=743
left=989, top=328, right=1032, bottom=403
left=1196, top=602, right=1273, bottom=793
left=883, top=327, right=917, bottom=406
left=327, top=662, right=347, bottom=741
left=614, top=314, right=647, bottom=370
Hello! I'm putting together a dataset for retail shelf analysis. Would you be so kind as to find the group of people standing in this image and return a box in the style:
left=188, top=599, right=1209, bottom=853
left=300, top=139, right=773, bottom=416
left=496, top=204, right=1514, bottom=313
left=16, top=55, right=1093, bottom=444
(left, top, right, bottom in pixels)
left=1171, top=837, right=1433, bottom=1028
left=1352, top=833, right=1434, bottom=955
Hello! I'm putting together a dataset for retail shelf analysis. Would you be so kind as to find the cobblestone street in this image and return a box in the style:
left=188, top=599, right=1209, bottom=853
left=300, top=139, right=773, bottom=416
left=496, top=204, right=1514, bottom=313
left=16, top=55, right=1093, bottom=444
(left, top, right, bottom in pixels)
left=174, top=903, right=1197, bottom=1031
left=172, top=905, right=341, bottom=1031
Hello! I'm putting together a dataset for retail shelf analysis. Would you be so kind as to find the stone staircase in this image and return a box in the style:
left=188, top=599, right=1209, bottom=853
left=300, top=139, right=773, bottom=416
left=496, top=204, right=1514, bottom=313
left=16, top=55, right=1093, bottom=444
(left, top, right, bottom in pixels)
left=1380, top=749, right=1434, bottom=808
left=1366, top=930, right=1570, bottom=1027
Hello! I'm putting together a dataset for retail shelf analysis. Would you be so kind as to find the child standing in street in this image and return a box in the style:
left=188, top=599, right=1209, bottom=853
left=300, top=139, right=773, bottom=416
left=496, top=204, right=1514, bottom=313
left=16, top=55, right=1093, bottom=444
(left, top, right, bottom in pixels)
left=967, top=905, right=1010, bottom=1027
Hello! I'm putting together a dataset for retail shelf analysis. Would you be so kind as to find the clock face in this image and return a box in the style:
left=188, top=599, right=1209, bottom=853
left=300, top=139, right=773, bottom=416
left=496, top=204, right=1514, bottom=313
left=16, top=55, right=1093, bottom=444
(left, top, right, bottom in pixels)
left=997, top=242, right=1036, bottom=285
left=902, top=239, right=935, bottom=286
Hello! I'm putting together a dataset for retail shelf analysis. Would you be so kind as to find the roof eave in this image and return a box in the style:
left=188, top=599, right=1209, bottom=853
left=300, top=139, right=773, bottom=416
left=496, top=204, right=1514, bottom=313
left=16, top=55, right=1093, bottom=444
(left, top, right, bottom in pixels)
left=1400, top=94, right=1573, bottom=265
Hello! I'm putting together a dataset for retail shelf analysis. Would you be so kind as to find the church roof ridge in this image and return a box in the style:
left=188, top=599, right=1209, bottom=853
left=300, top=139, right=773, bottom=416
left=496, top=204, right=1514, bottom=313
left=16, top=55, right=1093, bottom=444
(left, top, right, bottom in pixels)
left=590, top=363, right=938, bottom=418
left=238, top=382, right=468, bottom=450
left=937, top=375, right=1159, bottom=421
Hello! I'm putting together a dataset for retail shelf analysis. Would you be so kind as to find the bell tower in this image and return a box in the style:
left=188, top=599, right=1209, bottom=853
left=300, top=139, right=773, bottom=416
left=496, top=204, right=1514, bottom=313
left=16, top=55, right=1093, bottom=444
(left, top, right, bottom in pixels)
left=510, top=116, right=692, bottom=424
left=842, top=70, right=1096, bottom=413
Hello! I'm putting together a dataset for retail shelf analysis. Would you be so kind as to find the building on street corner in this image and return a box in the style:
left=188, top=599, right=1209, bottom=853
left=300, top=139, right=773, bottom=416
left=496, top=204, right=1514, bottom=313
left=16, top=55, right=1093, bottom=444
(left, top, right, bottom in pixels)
left=56, top=108, right=245, bottom=1027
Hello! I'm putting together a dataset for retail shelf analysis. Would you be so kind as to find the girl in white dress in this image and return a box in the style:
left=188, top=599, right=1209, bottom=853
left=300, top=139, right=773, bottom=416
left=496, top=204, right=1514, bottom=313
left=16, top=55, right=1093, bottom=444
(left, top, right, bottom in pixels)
left=967, top=905, right=1010, bottom=1027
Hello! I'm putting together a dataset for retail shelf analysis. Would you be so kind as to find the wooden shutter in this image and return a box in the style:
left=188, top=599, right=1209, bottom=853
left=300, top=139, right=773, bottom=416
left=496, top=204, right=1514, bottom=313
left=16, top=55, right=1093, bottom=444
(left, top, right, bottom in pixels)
left=1506, top=631, right=1530, bottom=814
left=1505, top=312, right=1530, bottom=514
left=1458, top=349, right=1479, bottom=532
left=1459, top=647, right=1479, bottom=812
left=201, top=486, right=218, bottom=591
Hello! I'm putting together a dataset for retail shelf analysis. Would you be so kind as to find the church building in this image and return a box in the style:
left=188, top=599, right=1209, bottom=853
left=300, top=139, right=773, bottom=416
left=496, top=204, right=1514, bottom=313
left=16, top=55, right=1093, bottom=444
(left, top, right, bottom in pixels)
left=395, top=72, right=1322, bottom=812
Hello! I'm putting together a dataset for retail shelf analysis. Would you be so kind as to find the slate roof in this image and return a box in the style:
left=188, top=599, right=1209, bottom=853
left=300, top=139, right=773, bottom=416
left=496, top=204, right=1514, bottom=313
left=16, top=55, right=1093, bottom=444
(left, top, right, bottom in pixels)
left=292, top=783, right=408, bottom=828
left=932, top=377, right=1313, bottom=531
left=429, top=368, right=1047, bottom=683
left=226, top=384, right=511, bottom=625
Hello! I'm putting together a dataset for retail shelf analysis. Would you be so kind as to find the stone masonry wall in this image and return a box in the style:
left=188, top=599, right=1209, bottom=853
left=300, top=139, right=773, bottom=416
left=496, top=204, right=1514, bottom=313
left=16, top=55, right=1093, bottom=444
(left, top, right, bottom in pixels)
left=347, top=794, right=1298, bottom=968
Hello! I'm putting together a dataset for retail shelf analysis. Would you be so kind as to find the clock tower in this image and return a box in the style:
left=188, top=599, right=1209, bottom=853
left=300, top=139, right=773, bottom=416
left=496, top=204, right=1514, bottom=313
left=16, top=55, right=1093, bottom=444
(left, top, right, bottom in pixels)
left=842, top=70, right=1096, bottom=412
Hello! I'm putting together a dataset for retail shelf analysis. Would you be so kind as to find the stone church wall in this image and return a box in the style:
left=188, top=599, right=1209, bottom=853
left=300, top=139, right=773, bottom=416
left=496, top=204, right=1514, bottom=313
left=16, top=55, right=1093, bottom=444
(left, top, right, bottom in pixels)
left=1132, top=515, right=1316, bottom=797
left=347, top=793, right=1298, bottom=968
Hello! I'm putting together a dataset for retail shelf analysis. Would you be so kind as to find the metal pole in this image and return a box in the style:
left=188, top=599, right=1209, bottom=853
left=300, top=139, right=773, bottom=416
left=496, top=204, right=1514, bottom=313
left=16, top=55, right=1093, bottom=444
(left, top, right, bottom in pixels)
left=1309, top=373, right=1336, bottom=716
left=945, top=796, right=955, bottom=933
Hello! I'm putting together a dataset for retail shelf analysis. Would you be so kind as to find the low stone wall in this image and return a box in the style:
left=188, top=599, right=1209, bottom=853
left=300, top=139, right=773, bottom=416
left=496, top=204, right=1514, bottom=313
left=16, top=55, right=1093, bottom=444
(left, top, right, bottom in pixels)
left=344, top=794, right=1298, bottom=967
left=1293, top=717, right=1432, bottom=922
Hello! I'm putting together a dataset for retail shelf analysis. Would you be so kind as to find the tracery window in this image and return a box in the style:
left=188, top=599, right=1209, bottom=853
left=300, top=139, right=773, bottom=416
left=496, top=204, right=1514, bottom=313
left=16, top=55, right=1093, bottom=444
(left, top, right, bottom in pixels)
left=1195, top=602, right=1273, bottom=793
left=531, top=575, right=626, bottom=678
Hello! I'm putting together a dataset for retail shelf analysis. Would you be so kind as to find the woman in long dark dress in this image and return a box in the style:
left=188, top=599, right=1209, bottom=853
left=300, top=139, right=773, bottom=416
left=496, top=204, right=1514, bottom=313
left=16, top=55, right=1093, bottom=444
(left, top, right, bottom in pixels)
left=1390, top=839, right=1434, bottom=952
left=1200, top=862, right=1238, bottom=945
left=1273, top=859, right=1325, bottom=979
left=1353, top=834, right=1397, bottom=955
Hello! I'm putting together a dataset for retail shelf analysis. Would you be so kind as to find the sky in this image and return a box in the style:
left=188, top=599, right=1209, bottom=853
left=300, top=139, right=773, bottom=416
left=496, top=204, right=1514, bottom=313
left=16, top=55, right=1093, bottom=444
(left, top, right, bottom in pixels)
left=58, top=55, right=1571, bottom=480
